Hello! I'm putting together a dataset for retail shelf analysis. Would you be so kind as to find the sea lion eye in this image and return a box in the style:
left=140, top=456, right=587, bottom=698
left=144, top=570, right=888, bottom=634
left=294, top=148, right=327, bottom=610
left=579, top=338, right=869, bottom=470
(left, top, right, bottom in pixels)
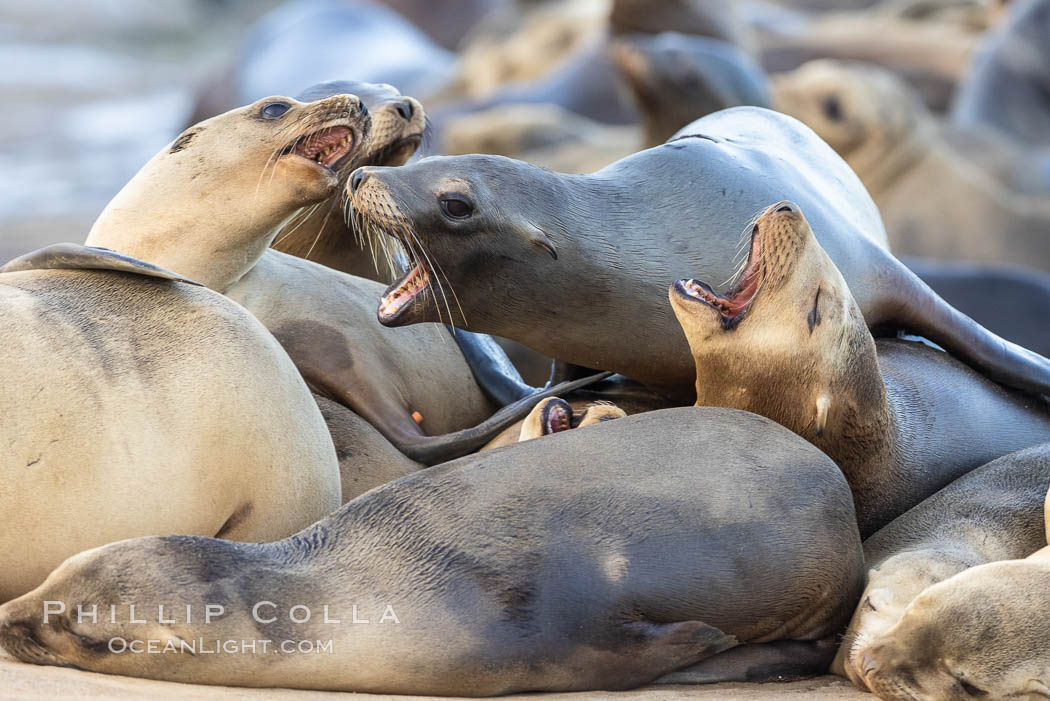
left=440, top=196, right=474, bottom=219
left=957, top=678, right=987, bottom=697
left=261, top=102, right=291, bottom=119
left=823, top=95, right=843, bottom=122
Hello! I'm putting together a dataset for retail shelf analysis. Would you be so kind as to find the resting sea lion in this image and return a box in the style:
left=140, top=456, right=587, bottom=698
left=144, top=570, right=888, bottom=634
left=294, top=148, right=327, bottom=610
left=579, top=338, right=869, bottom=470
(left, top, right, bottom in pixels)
left=853, top=545, right=1050, bottom=700
left=349, top=106, right=1050, bottom=401
left=669, top=202, right=1050, bottom=535
left=774, top=59, right=1050, bottom=271
left=0, top=246, right=340, bottom=602
left=952, top=0, right=1050, bottom=149
left=832, top=443, right=1050, bottom=690
left=0, top=407, right=864, bottom=693
left=483, top=395, right=627, bottom=449
left=82, top=91, right=602, bottom=470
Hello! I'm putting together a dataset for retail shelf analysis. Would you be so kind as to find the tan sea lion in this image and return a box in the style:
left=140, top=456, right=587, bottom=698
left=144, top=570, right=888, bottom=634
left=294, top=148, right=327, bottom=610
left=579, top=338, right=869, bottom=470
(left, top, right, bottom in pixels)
left=854, top=544, right=1050, bottom=700
left=0, top=246, right=340, bottom=603
left=349, top=106, right=1050, bottom=402
left=82, top=90, right=603, bottom=470
left=831, top=443, right=1050, bottom=690
left=483, top=395, right=627, bottom=449
left=669, top=202, right=1050, bottom=536
left=0, top=407, right=865, bottom=692
left=774, top=59, right=1050, bottom=271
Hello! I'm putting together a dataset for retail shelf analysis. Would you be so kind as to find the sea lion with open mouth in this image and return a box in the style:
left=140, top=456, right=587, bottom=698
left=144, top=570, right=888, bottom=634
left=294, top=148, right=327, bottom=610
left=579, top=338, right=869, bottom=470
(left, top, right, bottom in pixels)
left=349, top=106, right=1050, bottom=401
left=669, top=202, right=1050, bottom=536
left=79, top=90, right=603, bottom=474
left=0, top=407, right=864, bottom=693
left=0, top=246, right=340, bottom=602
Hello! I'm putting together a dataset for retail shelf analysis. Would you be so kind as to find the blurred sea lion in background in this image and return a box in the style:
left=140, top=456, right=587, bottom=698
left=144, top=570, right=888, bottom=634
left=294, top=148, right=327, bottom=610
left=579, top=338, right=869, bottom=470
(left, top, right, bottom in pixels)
left=775, top=59, right=1050, bottom=272
left=832, top=443, right=1050, bottom=690
left=670, top=203, right=1050, bottom=535
left=442, top=32, right=770, bottom=172
left=952, top=0, right=1050, bottom=149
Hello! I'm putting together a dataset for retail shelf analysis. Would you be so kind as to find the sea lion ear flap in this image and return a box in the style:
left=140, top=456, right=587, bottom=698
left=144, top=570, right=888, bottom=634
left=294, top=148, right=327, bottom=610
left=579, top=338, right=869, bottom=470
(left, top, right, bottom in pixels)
left=814, top=394, right=831, bottom=437
left=522, top=222, right=558, bottom=260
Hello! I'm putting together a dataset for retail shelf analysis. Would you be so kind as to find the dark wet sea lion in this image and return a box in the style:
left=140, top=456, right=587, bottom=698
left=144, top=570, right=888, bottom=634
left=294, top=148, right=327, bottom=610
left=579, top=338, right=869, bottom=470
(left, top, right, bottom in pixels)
left=951, top=0, right=1050, bottom=149
left=670, top=202, right=1050, bottom=536
left=0, top=247, right=340, bottom=602
left=833, top=443, right=1050, bottom=692
left=856, top=544, right=1050, bottom=700
left=349, top=106, right=1050, bottom=401
left=0, top=407, right=864, bottom=693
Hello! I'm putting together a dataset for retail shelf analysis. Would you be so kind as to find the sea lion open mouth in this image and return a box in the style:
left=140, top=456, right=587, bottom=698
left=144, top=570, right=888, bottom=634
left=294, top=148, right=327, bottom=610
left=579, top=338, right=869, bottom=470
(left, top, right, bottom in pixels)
left=541, top=398, right=573, bottom=435
left=674, top=225, right=762, bottom=330
left=281, top=125, right=356, bottom=174
left=378, top=262, right=431, bottom=320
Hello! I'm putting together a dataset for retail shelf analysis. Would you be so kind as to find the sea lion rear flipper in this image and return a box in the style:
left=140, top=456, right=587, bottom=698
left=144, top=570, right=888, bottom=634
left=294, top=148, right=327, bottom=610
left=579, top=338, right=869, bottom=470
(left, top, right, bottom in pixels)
left=1, top=244, right=202, bottom=285
left=869, top=249, right=1050, bottom=397
left=448, top=327, right=534, bottom=405
left=652, top=637, right=839, bottom=684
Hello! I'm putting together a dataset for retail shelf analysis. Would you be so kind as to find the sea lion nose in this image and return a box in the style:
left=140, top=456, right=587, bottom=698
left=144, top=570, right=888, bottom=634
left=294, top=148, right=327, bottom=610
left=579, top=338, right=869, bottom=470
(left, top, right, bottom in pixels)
left=350, top=170, right=369, bottom=194
left=775, top=202, right=797, bottom=213
left=393, top=100, right=414, bottom=121
left=860, top=652, right=878, bottom=676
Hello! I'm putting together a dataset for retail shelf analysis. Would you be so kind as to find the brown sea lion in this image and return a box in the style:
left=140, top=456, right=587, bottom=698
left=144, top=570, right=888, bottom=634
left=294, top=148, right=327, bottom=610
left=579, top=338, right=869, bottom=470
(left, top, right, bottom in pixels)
left=0, top=246, right=340, bottom=602
left=774, top=59, right=1050, bottom=271
left=348, top=106, right=1050, bottom=402
left=669, top=202, right=1050, bottom=535
left=831, top=443, right=1050, bottom=690
left=82, top=91, right=603, bottom=470
left=854, top=544, right=1050, bottom=700
left=0, top=407, right=864, bottom=692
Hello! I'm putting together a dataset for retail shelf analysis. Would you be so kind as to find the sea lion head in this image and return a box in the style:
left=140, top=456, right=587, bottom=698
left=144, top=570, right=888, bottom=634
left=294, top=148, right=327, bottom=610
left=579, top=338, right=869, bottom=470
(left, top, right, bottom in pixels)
left=854, top=557, right=1050, bottom=700
left=347, top=154, right=563, bottom=329
left=669, top=201, right=881, bottom=444
left=297, top=80, right=427, bottom=168
left=772, top=60, right=924, bottom=169
left=611, top=32, right=770, bottom=147
left=86, top=93, right=371, bottom=289
left=519, top=397, right=626, bottom=441
left=834, top=550, right=980, bottom=690
left=0, top=536, right=270, bottom=684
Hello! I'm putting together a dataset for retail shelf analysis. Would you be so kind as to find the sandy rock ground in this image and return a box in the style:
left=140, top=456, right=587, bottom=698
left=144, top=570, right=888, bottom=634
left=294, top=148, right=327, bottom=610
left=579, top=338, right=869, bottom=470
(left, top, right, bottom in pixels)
left=0, top=653, right=870, bottom=701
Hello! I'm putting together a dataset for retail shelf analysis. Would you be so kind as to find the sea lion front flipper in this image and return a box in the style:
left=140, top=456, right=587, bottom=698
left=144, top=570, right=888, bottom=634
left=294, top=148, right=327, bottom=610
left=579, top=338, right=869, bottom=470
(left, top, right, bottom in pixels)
left=653, top=637, right=839, bottom=684
left=1, top=243, right=202, bottom=285
left=448, top=327, right=534, bottom=405
left=867, top=247, right=1050, bottom=397
left=621, top=620, right=738, bottom=681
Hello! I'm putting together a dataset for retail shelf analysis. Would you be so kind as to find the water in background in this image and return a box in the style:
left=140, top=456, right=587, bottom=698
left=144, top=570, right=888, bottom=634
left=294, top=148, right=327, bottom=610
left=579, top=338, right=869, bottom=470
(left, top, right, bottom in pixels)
left=0, top=0, right=279, bottom=262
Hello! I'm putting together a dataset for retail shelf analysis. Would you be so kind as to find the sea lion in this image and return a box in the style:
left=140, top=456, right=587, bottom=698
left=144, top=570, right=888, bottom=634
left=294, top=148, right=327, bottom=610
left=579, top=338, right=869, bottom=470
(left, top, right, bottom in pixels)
left=83, top=91, right=604, bottom=469
left=0, top=407, right=865, bottom=693
left=348, top=106, right=1050, bottom=401
left=441, top=32, right=771, bottom=174
left=831, top=443, right=1050, bottom=690
left=774, top=59, right=1050, bottom=271
left=853, top=544, right=1050, bottom=700
left=0, top=245, right=340, bottom=602
left=952, top=0, right=1050, bottom=149
left=669, top=202, right=1050, bottom=535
